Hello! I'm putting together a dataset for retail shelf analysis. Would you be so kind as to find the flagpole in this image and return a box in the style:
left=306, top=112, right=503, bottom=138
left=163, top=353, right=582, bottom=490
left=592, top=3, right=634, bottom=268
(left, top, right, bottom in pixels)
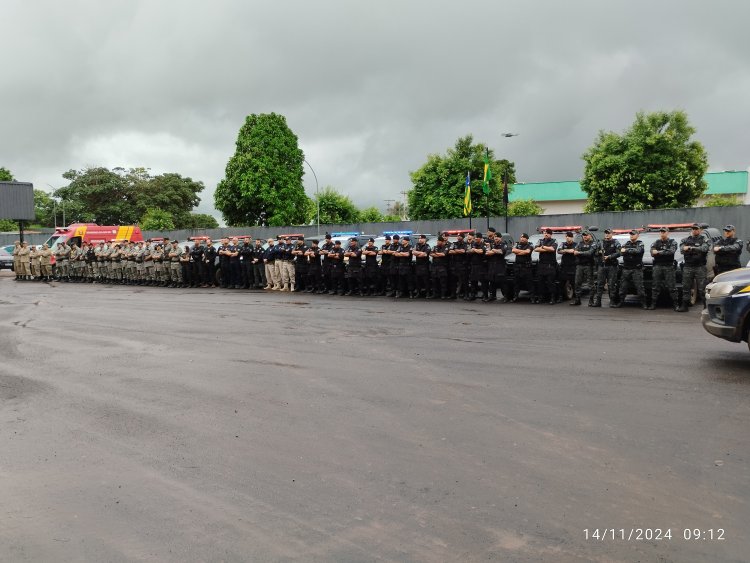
left=503, top=171, right=509, bottom=233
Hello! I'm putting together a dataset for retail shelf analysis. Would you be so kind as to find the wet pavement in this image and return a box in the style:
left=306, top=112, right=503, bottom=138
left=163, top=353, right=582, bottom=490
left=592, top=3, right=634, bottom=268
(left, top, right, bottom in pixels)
left=1, top=272, right=748, bottom=562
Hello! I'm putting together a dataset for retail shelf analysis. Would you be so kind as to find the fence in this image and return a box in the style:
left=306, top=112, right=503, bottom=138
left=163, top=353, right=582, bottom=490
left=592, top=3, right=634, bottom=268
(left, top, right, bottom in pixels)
left=2, top=205, right=748, bottom=247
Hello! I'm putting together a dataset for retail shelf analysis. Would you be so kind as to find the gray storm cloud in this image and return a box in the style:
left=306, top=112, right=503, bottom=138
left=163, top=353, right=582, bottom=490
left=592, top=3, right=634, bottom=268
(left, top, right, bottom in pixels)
left=2, top=0, right=748, bottom=220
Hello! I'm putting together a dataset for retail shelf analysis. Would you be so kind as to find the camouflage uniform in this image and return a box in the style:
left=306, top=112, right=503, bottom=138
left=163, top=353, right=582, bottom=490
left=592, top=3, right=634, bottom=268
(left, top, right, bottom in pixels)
left=614, top=236, right=647, bottom=309
left=594, top=232, right=620, bottom=306
left=570, top=233, right=598, bottom=306
left=679, top=229, right=709, bottom=311
left=39, top=245, right=53, bottom=280
left=56, top=242, right=71, bottom=280
left=12, top=242, right=21, bottom=279
left=649, top=234, right=679, bottom=310
left=168, top=242, right=183, bottom=286
left=19, top=243, right=32, bottom=279
left=29, top=245, right=41, bottom=279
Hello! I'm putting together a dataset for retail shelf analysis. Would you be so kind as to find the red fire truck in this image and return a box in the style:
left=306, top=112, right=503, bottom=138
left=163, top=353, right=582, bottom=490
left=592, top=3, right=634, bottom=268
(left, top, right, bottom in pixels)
left=44, top=224, right=144, bottom=251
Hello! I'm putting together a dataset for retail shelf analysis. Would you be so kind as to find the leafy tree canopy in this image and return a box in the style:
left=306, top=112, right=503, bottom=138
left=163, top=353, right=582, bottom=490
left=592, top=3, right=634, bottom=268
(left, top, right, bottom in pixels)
left=582, top=110, right=709, bottom=212
left=141, top=208, right=176, bottom=231
left=0, top=219, right=18, bottom=231
left=185, top=213, right=220, bottom=229
left=407, top=135, right=516, bottom=220
left=0, top=167, right=14, bottom=181
left=508, top=199, right=544, bottom=216
left=312, top=186, right=360, bottom=224
left=703, top=194, right=741, bottom=208
left=358, top=206, right=385, bottom=223
left=215, top=113, right=309, bottom=227
left=54, top=167, right=204, bottom=227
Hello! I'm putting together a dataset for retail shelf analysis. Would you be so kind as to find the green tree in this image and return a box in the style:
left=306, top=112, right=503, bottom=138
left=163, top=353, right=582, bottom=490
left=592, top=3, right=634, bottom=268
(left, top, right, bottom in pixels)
left=215, top=113, right=309, bottom=226
left=582, top=110, right=709, bottom=212
left=134, top=171, right=204, bottom=228
left=53, top=167, right=205, bottom=227
left=56, top=167, right=138, bottom=224
left=0, top=167, right=14, bottom=181
left=703, top=194, right=741, bottom=207
left=408, top=135, right=516, bottom=220
left=312, top=186, right=360, bottom=224
left=508, top=199, right=544, bottom=216
left=140, top=208, right=176, bottom=231
left=0, top=219, right=18, bottom=231
left=358, top=206, right=385, bottom=223
left=185, top=213, right=220, bottom=229
left=34, top=189, right=56, bottom=227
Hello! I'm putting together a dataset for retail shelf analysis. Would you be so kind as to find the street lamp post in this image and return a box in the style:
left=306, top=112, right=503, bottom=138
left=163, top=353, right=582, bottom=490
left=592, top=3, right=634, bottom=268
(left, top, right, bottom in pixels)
left=303, top=159, right=320, bottom=235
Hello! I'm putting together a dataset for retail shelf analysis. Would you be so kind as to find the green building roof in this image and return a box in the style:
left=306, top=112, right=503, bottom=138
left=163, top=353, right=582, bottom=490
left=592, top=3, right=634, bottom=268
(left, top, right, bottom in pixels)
left=510, top=170, right=748, bottom=202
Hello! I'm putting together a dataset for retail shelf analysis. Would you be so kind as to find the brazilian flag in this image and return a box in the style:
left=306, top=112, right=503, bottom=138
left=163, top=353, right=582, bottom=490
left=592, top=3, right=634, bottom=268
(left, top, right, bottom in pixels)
left=482, top=150, right=492, bottom=195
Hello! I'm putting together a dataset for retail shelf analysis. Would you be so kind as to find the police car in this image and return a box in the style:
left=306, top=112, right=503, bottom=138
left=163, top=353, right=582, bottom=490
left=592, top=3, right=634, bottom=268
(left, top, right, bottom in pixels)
left=701, top=268, right=750, bottom=352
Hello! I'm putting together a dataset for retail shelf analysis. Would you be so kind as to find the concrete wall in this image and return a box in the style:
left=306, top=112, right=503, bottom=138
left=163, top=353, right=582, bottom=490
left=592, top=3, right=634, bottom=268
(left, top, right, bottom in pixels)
left=3, top=205, right=749, bottom=247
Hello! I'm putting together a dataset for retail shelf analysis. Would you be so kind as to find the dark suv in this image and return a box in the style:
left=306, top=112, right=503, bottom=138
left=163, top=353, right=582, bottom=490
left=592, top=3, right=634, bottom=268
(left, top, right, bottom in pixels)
left=701, top=268, right=750, bottom=352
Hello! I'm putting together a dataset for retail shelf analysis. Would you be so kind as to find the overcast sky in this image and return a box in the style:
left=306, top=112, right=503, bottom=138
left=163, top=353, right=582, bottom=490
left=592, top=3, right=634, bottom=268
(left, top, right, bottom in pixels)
left=2, top=0, right=749, bottom=222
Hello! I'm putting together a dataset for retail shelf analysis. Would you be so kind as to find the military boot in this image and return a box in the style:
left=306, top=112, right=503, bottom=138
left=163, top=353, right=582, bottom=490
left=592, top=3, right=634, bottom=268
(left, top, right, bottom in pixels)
left=570, top=296, right=581, bottom=306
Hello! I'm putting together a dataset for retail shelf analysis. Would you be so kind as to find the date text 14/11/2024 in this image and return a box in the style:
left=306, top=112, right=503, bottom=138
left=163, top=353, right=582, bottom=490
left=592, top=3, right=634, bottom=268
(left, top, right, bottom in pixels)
left=584, top=529, right=726, bottom=541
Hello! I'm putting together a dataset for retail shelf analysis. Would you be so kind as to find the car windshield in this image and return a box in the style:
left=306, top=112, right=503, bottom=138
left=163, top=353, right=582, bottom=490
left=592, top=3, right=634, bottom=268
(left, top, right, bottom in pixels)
left=43, top=235, right=62, bottom=251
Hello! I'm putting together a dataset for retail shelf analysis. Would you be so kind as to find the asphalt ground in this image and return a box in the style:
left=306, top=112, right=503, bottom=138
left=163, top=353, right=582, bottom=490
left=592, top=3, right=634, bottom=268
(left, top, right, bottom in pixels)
left=1, top=271, right=748, bottom=563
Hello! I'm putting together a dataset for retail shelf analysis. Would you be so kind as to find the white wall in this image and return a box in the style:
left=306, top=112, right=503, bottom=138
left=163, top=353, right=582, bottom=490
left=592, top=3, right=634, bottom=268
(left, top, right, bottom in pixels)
left=538, top=200, right=586, bottom=215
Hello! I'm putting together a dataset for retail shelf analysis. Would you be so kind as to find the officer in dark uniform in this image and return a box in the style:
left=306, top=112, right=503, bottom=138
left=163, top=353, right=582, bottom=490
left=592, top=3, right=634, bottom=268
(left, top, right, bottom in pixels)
left=250, top=239, right=265, bottom=288
left=217, top=239, right=230, bottom=288
left=203, top=239, right=217, bottom=287
left=229, top=238, right=242, bottom=289
left=328, top=239, right=345, bottom=294
left=413, top=234, right=431, bottom=298
left=678, top=223, right=709, bottom=311
left=387, top=235, right=401, bottom=296
left=304, top=240, right=323, bottom=293
left=556, top=231, right=577, bottom=303
left=594, top=228, right=621, bottom=307
left=239, top=238, right=254, bottom=289
left=378, top=235, right=392, bottom=295
left=485, top=229, right=509, bottom=302
left=533, top=228, right=558, bottom=304
left=344, top=237, right=363, bottom=295
left=362, top=238, right=380, bottom=295
left=467, top=232, right=487, bottom=301
left=570, top=230, right=598, bottom=306
left=511, top=233, right=534, bottom=303
left=713, top=225, right=743, bottom=274
left=395, top=235, right=414, bottom=298
left=292, top=236, right=308, bottom=292
left=449, top=233, right=468, bottom=299
left=649, top=227, right=679, bottom=310
left=190, top=242, right=204, bottom=288
left=429, top=235, right=449, bottom=299
left=612, top=230, right=646, bottom=308
left=320, top=234, right=334, bottom=292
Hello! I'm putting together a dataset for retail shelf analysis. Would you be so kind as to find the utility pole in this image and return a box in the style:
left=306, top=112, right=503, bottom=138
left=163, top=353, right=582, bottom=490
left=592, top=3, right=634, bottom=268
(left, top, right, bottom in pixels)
left=383, top=199, right=395, bottom=215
